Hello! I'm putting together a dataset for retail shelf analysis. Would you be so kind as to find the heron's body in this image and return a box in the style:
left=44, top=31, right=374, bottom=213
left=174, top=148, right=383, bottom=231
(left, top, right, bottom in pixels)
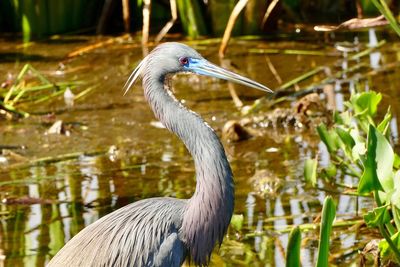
left=49, top=198, right=187, bottom=266
left=48, top=42, right=271, bottom=267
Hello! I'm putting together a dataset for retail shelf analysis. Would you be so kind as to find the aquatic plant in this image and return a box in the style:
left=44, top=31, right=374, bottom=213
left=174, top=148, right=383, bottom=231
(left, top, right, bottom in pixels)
left=305, top=90, right=400, bottom=264
left=0, top=64, right=84, bottom=118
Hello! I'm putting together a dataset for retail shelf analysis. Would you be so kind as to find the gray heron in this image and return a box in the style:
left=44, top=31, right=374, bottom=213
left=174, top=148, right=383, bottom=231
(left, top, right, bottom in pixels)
left=48, top=42, right=272, bottom=267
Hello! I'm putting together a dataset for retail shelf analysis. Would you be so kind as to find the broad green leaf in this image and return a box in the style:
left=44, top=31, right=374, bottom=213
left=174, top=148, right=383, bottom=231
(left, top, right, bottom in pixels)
left=304, top=158, right=318, bottom=186
left=351, top=91, right=382, bottom=118
left=358, top=125, right=385, bottom=194
left=286, top=226, right=301, bottom=267
left=317, top=124, right=339, bottom=154
left=375, top=126, right=394, bottom=192
left=316, top=196, right=336, bottom=267
left=364, top=205, right=391, bottom=227
left=230, top=214, right=244, bottom=231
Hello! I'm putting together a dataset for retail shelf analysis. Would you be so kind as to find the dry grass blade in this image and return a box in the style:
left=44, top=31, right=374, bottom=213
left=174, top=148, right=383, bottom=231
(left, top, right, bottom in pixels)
left=155, top=0, right=177, bottom=43
left=142, top=0, right=151, bottom=48
left=261, top=0, right=280, bottom=27
left=219, top=0, right=248, bottom=58
left=122, top=0, right=131, bottom=32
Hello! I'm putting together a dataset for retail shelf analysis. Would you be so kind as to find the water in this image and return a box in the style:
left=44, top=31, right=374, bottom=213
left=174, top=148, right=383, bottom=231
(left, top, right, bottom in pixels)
left=0, top=35, right=399, bottom=266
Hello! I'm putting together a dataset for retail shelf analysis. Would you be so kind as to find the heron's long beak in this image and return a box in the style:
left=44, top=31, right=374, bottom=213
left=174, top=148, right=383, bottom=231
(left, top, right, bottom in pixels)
left=187, top=58, right=273, bottom=93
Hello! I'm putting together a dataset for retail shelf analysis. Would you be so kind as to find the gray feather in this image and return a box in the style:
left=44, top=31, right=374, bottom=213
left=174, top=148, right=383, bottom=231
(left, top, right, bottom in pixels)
left=48, top=198, right=186, bottom=267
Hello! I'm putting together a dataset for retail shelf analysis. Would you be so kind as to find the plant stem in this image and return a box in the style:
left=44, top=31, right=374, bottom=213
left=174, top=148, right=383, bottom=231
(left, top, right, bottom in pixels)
left=379, top=224, right=400, bottom=263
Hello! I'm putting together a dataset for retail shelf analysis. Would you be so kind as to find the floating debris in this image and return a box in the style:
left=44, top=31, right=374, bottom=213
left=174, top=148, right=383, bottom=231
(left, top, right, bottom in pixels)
left=314, top=15, right=388, bottom=32
left=45, top=120, right=70, bottom=136
left=64, top=87, right=75, bottom=107
left=108, top=145, right=120, bottom=162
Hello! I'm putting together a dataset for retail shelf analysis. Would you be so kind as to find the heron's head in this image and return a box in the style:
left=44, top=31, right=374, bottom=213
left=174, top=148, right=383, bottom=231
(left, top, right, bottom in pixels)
left=124, top=42, right=272, bottom=94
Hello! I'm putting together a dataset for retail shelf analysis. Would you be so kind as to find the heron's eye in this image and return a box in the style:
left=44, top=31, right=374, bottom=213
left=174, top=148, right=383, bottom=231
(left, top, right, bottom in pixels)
left=179, top=57, right=189, bottom=66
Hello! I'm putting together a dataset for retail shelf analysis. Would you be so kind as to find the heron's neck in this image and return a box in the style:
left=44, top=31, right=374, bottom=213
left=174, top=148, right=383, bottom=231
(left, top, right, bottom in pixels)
left=143, top=73, right=234, bottom=265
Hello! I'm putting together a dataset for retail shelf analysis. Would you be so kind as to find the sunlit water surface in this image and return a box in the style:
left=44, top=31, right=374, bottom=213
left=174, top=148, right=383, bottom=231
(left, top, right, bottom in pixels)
left=0, top=34, right=399, bottom=266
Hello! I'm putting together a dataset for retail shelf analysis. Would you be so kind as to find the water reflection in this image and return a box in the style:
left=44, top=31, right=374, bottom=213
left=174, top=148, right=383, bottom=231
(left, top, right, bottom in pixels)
left=0, top=37, right=399, bottom=266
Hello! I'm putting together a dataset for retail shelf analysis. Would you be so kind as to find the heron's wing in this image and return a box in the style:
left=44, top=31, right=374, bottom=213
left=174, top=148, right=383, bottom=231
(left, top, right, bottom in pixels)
left=154, top=232, right=185, bottom=267
left=47, top=197, right=187, bottom=267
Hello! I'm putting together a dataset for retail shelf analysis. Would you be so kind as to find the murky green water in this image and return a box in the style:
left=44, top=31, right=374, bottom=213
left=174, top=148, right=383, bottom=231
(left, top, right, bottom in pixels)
left=1, top=34, right=399, bottom=266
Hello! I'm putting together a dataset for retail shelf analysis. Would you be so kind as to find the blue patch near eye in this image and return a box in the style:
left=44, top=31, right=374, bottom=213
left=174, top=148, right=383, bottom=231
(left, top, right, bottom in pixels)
left=183, top=58, right=200, bottom=70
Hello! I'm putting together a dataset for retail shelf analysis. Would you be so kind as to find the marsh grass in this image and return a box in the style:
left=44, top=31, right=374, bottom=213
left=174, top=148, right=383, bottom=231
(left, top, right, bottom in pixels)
left=0, top=64, right=84, bottom=118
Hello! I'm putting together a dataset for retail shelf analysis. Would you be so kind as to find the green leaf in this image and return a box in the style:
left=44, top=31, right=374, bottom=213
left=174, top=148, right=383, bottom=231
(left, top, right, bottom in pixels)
left=358, top=125, right=386, bottom=194
left=316, top=196, right=336, bottom=267
left=375, top=127, right=394, bottom=192
left=350, top=128, right=367, bottom=161
left=393, top=205, right=400, bottom=233
left=304, top=158, right=318, bottom=186
left=286, top=226, right=301, bottom=267
left=317, top=124, right=339, bottom=154
left=334, top=110, right=351, bottom=126
left=379, top=232, right=400, bottom=263
left=371, top=0, right=400, bottom=37
left=391, top=171, right=400, bottom=210
left=351, top=91, right=382, bottom=118
left=377, top=107, right=392, bottom=135
left=336, top=127, right=356, bottom=149
left=324, top=163, right=337, bottom=178
left=394, top=153, right=400, bottom=169
left=230, top=214, right=244, bottom=231
left=364, top=205, right=391, bottom=227
left=336, top=126, right=356, bottom=159
left=379, top=238, right=391, bottom=261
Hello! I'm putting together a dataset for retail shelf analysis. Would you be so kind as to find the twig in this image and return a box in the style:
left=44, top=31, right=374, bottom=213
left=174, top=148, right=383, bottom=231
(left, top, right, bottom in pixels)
left=264, top=55, right=282, bottom=84
left=155, top=0, right=177, bottom=43
left=261, top=0, right=280, bottom=27
left=218, top=0, right=248, bottom=58
left=122, top=0, right=131, bottom=33
left=142, top=0, right=151, bottom=47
